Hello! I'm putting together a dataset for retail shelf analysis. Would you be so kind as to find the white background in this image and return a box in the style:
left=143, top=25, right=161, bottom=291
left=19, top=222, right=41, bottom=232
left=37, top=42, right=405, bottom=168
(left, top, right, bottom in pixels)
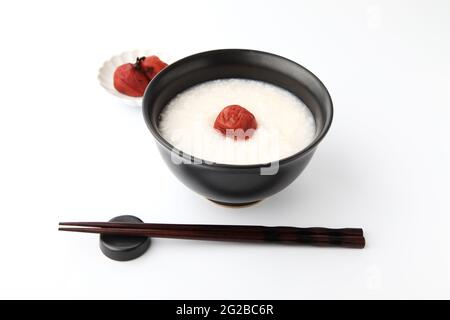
left=0, top=0, right=449, bottom=299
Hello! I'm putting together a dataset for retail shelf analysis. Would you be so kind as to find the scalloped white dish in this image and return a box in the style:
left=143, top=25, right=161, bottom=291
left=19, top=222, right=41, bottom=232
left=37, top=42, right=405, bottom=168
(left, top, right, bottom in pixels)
left=98, top=50, right=174, bottom=106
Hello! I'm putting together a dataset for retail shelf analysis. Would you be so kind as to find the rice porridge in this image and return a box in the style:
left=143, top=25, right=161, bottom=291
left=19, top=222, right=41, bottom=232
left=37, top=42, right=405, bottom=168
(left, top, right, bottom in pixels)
left=159, top=79, right=316, bottom=165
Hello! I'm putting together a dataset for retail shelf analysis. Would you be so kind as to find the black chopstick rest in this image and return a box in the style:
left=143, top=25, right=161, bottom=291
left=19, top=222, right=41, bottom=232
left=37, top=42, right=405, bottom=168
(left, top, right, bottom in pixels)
left=99, top=215, right=151, bottom=261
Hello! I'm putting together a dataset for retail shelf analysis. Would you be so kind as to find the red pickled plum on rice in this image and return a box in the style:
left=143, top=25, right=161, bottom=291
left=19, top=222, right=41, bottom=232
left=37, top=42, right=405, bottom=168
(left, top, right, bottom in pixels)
left=214, top=105, right=257, bottom=140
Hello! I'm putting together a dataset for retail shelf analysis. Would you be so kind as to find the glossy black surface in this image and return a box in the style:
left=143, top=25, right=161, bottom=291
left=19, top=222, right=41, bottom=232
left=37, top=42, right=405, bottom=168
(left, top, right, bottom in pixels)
left=100, top=215, right=150, bottom=261
left=143, top=49, right=333, bottom=205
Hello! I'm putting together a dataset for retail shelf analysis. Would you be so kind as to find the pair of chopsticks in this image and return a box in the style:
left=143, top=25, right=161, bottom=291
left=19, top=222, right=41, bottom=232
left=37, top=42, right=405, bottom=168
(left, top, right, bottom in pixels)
left=59, top=221, right=365, bottom=249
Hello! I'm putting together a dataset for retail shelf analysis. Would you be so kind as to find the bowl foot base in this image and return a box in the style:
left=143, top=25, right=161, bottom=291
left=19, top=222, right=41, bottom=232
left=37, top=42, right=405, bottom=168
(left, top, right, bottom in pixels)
left=207, top=199, right=262, bottom=208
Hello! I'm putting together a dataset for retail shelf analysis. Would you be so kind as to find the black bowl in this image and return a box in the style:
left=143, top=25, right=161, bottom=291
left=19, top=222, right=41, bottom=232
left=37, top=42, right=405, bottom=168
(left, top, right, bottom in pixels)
left=143, top=49, right=333, bottom=206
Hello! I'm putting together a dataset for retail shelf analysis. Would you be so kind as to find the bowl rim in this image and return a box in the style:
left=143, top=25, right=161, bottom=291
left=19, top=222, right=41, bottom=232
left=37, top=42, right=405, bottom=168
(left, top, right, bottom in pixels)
left=143, top=48, right=333, bottom=169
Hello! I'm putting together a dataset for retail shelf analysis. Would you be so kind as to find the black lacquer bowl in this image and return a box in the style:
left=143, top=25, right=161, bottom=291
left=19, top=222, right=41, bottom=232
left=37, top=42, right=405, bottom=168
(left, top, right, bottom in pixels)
left=143, top=49, right=333, bottom=206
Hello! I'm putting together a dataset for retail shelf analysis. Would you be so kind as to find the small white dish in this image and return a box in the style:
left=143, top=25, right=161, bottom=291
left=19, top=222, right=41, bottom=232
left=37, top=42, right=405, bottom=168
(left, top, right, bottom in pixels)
left=98, top=50, right=174, bottom=106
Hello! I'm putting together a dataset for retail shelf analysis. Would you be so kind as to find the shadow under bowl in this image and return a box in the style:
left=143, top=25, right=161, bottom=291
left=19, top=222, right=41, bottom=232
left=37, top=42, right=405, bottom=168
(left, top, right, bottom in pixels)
left=143, top=49, right=333, bottom=206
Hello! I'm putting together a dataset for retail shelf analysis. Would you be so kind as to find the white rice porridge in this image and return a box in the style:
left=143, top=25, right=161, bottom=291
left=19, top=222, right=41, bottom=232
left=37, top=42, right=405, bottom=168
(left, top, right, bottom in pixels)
left=159, top=79, right=316, bottom=165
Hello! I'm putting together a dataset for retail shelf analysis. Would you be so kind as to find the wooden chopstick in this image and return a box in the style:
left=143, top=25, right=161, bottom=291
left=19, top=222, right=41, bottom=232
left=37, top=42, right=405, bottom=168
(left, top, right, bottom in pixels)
left=59, top=222, right=363, bottom=237
left=59, top=222, right=365, bottom=249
